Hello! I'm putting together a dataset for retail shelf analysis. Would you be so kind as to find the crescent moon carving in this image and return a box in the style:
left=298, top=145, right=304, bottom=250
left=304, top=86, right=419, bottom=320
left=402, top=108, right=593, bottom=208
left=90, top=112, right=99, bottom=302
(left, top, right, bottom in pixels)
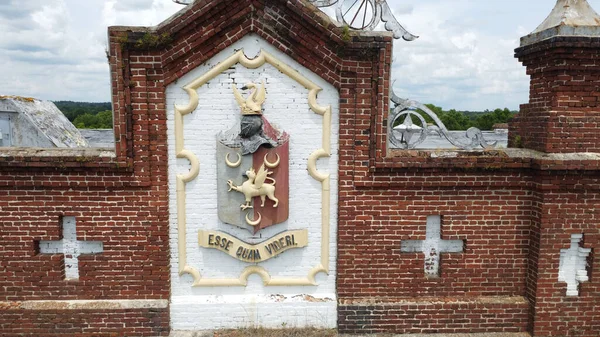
left=245, top=211, right=262, bottom=226
left=264, top=153, right=280, bottom=168
left=225, top=152, right=242, bottom=168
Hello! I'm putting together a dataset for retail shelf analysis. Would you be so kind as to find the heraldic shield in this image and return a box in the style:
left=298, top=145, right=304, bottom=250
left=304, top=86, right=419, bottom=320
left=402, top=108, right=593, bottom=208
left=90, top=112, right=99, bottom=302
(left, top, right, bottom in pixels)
left=217, top=81, right=289, bottom=234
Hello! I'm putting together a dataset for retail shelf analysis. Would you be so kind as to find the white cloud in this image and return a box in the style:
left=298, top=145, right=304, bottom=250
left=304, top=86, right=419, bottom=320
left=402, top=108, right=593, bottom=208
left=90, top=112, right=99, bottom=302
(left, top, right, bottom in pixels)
left=31, top=2, right=69, bottom=33
left=102, top=0, right=182, bottom=27
left=112, top=0, right=155, bottom=11
left=0, top=0, right=68, bottom=51
left=1, top=0, right=599, bottom=110
left=0, top=0, right=181, bottom=101
left=0, top=0, right=110, bottom=101
left=388, top=0, right=532, bottom=110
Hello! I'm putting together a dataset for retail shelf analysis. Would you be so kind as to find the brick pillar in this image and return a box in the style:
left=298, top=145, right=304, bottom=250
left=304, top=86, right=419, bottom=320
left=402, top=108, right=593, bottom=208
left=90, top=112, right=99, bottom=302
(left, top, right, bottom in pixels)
left=509, top=2, right=600, bottom=153
left=511, top=2, right=600, bottom=336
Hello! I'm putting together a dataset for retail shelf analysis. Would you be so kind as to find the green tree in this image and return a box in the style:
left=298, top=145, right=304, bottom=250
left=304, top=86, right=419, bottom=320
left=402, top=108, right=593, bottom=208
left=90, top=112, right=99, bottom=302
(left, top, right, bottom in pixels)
left=73, top=110, right=113, bottom=129
left=441, top=109, right=472, bottom=131
left=473, top=108, right=516, bottom=130
left=53, top=101, right=112, bottom=122
left=399, top=104, right=517, bottom=131
left=96, top=110, right=113, bottom=128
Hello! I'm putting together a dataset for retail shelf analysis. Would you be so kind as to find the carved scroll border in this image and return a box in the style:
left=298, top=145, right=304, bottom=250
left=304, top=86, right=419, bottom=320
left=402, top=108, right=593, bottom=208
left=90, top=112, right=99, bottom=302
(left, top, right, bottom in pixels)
left=174, top=49, right=332, bottom=287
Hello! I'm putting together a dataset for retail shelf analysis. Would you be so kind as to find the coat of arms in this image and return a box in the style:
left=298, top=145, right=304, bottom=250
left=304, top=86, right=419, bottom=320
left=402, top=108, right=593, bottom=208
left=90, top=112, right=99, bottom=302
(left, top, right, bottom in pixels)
left=217, top=81, right=289, bottom=233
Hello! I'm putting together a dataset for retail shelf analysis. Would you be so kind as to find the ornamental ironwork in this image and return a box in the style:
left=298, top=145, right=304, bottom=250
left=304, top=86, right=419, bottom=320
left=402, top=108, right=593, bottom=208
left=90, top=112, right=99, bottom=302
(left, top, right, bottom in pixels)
left=309, top=0, right=418, bottom=40
left=389, top=89, right=497, bottom=150
left=173, top=0, right=418, bottom=41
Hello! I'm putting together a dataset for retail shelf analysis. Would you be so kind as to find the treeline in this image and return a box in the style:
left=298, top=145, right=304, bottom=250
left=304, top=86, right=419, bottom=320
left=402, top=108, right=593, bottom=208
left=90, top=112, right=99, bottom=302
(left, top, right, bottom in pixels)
left=419, top=104, right=517, bottom=131
left=53, top=101, right=113, bottom=129
left=51, top=101, right=516, bottom=131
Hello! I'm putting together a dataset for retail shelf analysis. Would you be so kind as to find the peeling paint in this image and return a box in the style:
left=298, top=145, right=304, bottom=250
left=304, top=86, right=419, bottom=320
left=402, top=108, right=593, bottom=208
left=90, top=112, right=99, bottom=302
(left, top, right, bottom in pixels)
left=292, top=294, right=335, bottom=303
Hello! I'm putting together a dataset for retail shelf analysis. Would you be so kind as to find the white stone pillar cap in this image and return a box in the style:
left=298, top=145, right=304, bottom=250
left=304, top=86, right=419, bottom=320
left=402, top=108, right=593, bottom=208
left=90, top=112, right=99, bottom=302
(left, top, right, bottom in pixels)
left=521, top=0, right=600, bottom=47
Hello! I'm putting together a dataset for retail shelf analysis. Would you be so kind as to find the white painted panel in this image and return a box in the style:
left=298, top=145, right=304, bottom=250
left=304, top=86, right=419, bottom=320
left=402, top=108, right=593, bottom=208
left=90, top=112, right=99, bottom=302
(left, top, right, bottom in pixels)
left=167, top=34, right=339, bottom=330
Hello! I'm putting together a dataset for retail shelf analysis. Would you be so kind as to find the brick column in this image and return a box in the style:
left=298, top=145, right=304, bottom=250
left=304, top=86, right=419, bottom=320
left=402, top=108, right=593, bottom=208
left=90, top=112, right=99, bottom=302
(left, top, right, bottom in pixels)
left=510, top=38, right=600, bottom=153
left=509, top=0, right=600, bottom=153
left=510, top=2, right=600, bottom=336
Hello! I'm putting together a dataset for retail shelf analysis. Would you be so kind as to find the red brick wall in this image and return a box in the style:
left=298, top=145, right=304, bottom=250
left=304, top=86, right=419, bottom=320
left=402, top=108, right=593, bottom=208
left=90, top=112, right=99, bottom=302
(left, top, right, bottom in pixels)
left=0, top=43, right=171, bottom=335
left=338, top=300, right=530, bottom=334
left=336, top=164, right=535, bottom=334
left=506, top=37, right=600, bottom=336
left=1, top=1, right=599, bottom=336
left=336, top=159, right=600, bottom=336
left=336, top=33, right=600, bottom=337
left=338, top=180, right=533, bottom=299
left=0, top=309, right=168, bottom=337
left=0, top=26, right=171, bottom=333
left=527, top=173, right=600, bottom=337
left=0, top=0, right=391, bottom=335
left=0, top=2, right=170, bottom=337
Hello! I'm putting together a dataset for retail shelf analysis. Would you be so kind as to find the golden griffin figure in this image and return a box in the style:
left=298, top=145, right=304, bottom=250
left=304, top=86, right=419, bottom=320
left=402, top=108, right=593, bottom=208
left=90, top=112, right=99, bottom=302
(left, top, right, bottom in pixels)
left=227, top=163, right=279, bottom=211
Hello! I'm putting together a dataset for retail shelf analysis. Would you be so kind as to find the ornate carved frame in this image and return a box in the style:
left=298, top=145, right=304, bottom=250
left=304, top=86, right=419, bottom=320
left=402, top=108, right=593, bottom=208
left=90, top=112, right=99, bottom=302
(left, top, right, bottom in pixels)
left=174, top=49, right=332, bottom=286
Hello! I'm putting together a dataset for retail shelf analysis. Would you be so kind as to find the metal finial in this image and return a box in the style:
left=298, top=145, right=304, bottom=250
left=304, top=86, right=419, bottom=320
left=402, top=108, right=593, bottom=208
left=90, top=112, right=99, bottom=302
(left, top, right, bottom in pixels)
left=521, top=0, right=600, bottom=46
left=533, top=0, right=600, bottom=34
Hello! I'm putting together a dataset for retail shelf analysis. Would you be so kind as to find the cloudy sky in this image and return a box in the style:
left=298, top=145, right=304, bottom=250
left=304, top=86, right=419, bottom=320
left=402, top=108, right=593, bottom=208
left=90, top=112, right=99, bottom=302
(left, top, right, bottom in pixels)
left=0, top=0, right=597, bottom=111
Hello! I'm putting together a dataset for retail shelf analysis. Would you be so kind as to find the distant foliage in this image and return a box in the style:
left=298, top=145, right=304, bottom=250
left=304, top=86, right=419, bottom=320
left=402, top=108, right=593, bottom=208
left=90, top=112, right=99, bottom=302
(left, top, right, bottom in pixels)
left=472, top=108, right=516, bottom=130
left=53, top=101, right=112, bottom=121
left=420, top=104, right=517, bottom=131
left=73, top=111, right=113, bottom=129
left=53, top=101, right=113, bottom=129
left=53, top=100, right=514, bottom=131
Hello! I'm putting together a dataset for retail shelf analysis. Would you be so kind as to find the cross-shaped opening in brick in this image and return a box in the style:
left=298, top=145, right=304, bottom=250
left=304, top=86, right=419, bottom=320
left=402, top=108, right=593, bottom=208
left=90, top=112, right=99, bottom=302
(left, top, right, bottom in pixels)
left=558, top=233, right=592, bottom=296
left=400, top=215, right=465, bottom=278
left=35, top=216, right=103, bottom=280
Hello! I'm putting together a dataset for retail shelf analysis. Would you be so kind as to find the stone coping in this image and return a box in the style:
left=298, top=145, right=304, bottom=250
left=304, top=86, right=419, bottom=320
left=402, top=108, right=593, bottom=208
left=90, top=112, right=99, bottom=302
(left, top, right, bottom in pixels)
left=0, top=299, right=168, bottom=310
left=170, top=331, right=530, bottom=337
left=521, top=25, right=600, bottom=47
left=380, top=148, right=600, bottom=171
left=0, top=147, right=115, bottom=158
left=0, top=147, right=132, bottom=173
left=339, top=296, right=528, bottom=306
left=341, top=333, right=531, bottom=337
left=0, top=146, right=598, bottom=173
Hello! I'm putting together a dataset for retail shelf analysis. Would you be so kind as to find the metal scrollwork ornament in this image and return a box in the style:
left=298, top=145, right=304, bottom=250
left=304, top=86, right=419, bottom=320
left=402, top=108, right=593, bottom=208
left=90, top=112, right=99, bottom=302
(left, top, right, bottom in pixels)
left=389, top=89, right=497, bottom=150
left=310, top=0, right=418, bottom=40
left=173, top=0, right=418, bottom=41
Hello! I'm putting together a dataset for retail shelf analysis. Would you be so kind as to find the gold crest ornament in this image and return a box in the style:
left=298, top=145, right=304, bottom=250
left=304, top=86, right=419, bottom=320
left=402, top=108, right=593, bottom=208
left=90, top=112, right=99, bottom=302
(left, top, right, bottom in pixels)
left=232, top=80, right=266, bottom=115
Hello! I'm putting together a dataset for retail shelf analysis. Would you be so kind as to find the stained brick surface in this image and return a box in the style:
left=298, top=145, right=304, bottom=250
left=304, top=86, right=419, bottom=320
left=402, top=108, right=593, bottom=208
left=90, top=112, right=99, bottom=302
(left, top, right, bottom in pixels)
left=0, top=0, right=599, bottom=336
left=0, top=309, right=169, bottom=337
left=334, top=19, right=600, bottom=337
left=510, top=37, right=600, bottom=153
left=338, top=301, right=530, bottom=334
left=0, top=0, right=390, bottom=335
